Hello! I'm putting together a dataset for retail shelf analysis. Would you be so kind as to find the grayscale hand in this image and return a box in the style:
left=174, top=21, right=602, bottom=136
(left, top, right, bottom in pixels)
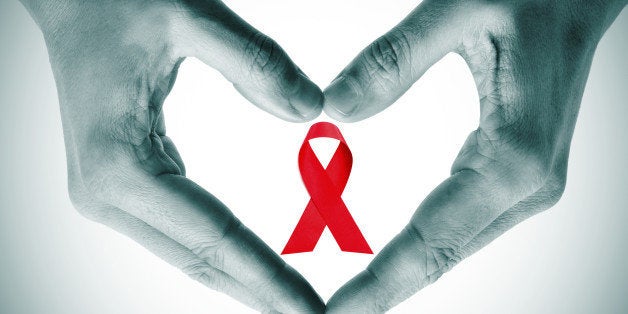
left=19, top=0, right=324, bottom=312
left=324, top=0, right=626, bottom=312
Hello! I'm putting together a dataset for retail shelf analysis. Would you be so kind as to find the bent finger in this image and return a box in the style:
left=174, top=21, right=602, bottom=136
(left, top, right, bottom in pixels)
left=327, top=147, right=553, bottom=312
left=82, top=203, right=274, bottom=312
left=173, top=1, right=323, bottom=122
left=323, top=0, right=469, bottom=122
left=99, top=170, right=324, bottom=313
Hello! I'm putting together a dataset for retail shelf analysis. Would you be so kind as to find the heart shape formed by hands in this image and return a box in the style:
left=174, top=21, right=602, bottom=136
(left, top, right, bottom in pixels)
left=22, top=0, right=623, bottom=312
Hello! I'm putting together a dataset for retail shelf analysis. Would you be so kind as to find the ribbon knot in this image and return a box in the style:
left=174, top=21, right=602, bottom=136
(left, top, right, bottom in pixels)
left=282, top=122, right=372, bottom=254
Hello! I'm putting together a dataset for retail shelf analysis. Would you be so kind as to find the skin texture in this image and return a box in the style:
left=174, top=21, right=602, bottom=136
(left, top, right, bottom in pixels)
left=19, top=0, right=324, bottom=313
left=18, top=0, right=627, bottom=312
left=324, top=0, right=627, bottom=312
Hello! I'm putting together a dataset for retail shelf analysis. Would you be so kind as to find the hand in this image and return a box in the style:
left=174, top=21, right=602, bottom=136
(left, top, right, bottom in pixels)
left=324, top=0, right=626, bottom=312
left=20, top=0, right=324, bottom=312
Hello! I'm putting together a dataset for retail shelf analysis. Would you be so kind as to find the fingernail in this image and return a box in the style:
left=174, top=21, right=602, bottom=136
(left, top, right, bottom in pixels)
left=323, top=75, right=360, bottom=119
left=296, top=66, right=310, bottom=79
left=290, top=73, right=324, bottom=121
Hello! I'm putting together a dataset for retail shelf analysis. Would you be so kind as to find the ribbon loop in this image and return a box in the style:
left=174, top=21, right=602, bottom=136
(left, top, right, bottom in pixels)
left=282, top=122, right=372, bottom=254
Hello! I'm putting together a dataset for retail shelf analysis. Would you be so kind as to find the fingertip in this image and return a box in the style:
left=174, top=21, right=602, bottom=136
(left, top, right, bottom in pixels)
left=270, top=263, right=325, bottom=313
left=232, top=74, right=323, bottom=123
left=323, top=75, right=365, bottom=123
left=289, top=73, right=324, bottom=122
left=254, top=71, right=323, bottom=123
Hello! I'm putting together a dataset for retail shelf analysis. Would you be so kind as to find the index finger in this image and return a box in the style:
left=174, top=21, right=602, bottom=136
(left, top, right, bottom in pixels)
left=326, top=162, right=545, bottom=312
left=99, top=168, right=324, bottom=313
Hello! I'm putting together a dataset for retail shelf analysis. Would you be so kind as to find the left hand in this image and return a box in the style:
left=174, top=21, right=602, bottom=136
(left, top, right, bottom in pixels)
left=324, top=0, right=626, bottom=312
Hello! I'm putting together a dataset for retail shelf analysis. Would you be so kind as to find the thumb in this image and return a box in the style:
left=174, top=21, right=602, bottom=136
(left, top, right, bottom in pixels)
left=324, top=0, right=468, bottom=122
left=173, top=1, right=322, bottom=122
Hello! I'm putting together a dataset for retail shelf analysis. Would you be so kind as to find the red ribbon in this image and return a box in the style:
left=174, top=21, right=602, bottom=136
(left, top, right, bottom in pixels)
left=282, top=122, right=372, bottom=254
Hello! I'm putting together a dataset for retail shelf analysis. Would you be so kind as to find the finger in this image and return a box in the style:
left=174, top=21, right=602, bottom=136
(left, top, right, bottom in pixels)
left=326, top=186, right=546, bottom=313
left=84, top=203, right=274, bottom=312
left=459, top=153, right=568, bottom=257
left=326, top=225, right=429, bottom=313
left=99, top=170, right=325, bottom=313
left=155, top=113, right=186, bottom=176
left=328, top=169, right=567, bottom=313
left=68, top=130, right=265, bottom=309
left=328, top=143, right=568, bottom=313
left=328, top=172, right=522, bottom=312
left=173, top=1, right=323, bottom=122
left=323, top=0, right=469, bottom=122
left=327, top=131, right=564, bottom=312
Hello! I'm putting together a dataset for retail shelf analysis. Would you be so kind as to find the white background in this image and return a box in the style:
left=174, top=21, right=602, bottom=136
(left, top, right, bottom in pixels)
left=1, top=0, right=627, bottom=313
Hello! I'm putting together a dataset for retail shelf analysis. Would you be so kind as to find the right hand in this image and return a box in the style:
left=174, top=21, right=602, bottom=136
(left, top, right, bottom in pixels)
left=19, top=0, right=324, bottom=312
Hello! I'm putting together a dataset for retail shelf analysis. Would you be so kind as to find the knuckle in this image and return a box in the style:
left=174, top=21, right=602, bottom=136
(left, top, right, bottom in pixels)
left=74, top=137, right=179, bottom=203
left=362, top=30, right=410, bottom=83
left=499, top=156, right=551, bottom=195
left=67, top=159, right=115, bottom=221
left=67, top=183, right=111, bottom=222
left=539, top=165, right=568, bottom=207
left=405, top=224, right=463, bottom=284
left=455, top=129, right=554, bottom=194
left=190, top=218, right=240, bottom=269
left=181, top=261, right=225, bottom=290
left=71, top=138, right=133, bottom=201
left=74, top=147, right=137, bottom=206
left=67, top=177, right=89, bottom=209
left=190, top=241, right=225, bottom=270
left=511, top=152, right=552, bottom=189
left=244, top=32, right=289, bottom=78
left=80, top=163, right=125, bottom=202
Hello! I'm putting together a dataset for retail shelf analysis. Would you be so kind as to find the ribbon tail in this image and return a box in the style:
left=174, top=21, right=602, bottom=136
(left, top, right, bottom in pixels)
left=281, top=200, right=326, bottom=254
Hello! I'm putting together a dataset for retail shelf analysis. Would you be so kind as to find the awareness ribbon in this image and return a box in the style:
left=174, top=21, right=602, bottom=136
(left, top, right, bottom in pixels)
left=282, top=122, right=372, bottom=254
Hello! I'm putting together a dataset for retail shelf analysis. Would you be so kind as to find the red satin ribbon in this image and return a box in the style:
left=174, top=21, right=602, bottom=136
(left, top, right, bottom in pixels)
left=282, top=122, right=372, bottom=254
